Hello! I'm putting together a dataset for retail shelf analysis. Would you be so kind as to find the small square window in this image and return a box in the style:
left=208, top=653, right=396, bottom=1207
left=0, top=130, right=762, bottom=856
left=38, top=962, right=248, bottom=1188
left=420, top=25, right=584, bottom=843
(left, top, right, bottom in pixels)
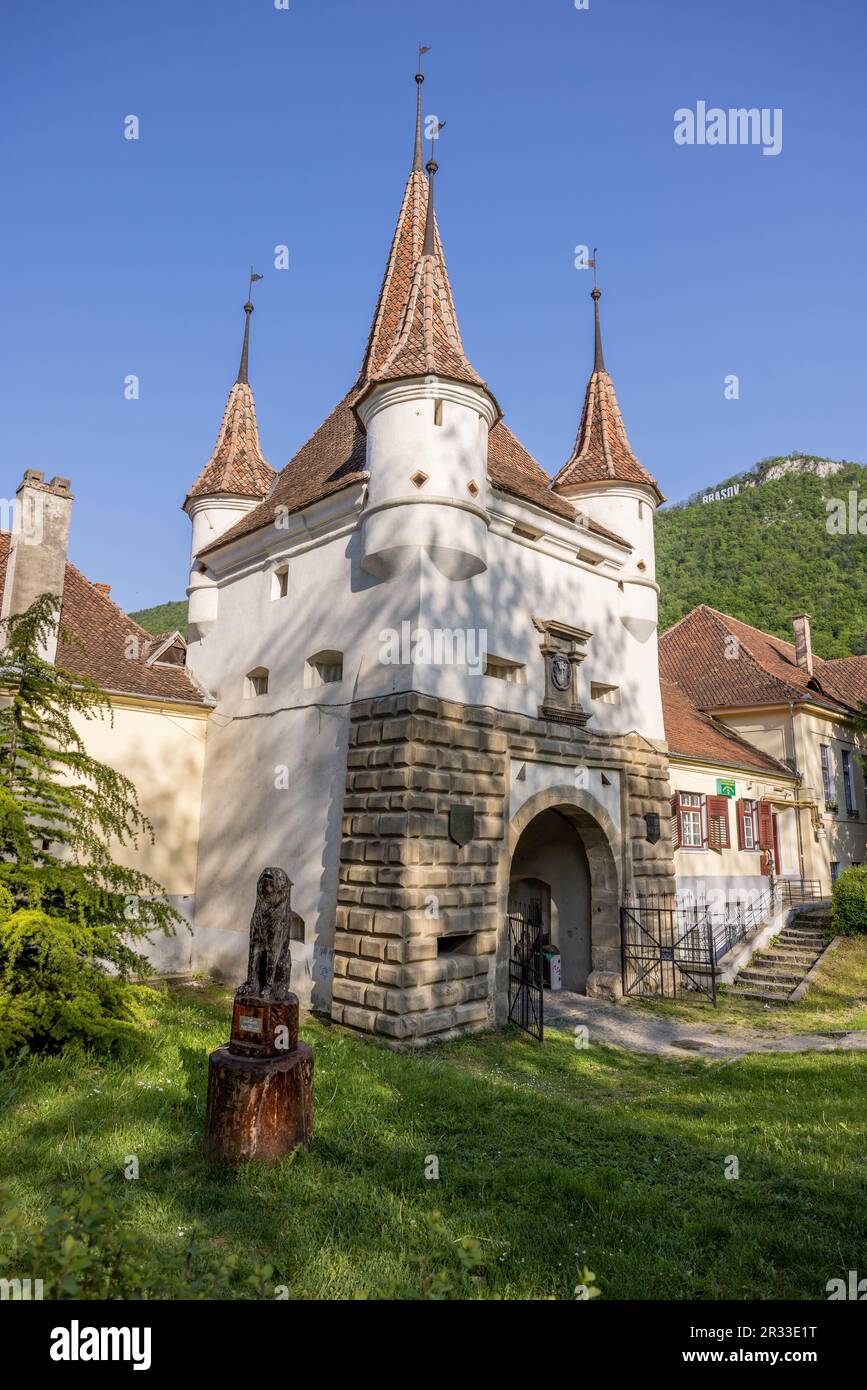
left=305, top=651, right=343, bottom=687
left=245, top=668, right=269, bottom=697
left=484, top=656, right=526, bottom=685
left=590, top=682, right=621, bottom=705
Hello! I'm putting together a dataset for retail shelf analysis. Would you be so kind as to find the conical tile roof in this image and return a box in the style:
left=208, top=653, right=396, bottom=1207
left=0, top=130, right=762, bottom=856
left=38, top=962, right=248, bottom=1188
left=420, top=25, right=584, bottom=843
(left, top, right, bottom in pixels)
left=552, top=290, right=663, bottom=503
left=185, top=301, right=276, bottom=505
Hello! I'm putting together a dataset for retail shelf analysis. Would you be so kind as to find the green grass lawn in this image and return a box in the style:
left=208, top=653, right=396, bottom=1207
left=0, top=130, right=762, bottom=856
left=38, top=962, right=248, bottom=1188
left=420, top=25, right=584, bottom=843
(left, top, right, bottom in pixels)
left=1, top=979, right=865, bottom=1300
left=630, top=935, right=867, bottom=1034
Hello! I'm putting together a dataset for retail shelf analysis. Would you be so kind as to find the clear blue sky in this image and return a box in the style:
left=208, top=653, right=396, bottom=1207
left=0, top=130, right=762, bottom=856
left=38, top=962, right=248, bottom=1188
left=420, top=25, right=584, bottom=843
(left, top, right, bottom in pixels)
left=2, top=0, right=865, bottom=612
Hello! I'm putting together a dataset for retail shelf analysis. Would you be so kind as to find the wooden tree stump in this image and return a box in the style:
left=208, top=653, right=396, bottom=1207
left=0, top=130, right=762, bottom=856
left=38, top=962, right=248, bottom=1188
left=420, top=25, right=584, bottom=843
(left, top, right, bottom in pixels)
left=204, top=1036, right=313, bottom=1165
left=203, top=868, right=314, bottom=1165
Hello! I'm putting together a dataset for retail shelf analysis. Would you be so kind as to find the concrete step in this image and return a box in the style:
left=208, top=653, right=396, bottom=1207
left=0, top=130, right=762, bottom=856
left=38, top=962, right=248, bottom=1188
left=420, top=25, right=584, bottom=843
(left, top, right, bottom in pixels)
left=769, top=944, right=822, bottom=957
left=739, top=967, right=803, bottom=983
left=728, top=986, right=792, bottom=1004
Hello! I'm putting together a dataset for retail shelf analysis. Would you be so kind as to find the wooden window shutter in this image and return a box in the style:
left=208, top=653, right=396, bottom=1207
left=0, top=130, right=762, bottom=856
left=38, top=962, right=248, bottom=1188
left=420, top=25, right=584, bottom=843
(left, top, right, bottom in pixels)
left=758, top=800, right=774, bottom=875
left=735, top=798, right=747, bottom=850
left=707, top=795, right=731, bottom=851
left=670, top=792, right=682, bottom=849
left=757, top=800, right=774, bottom=849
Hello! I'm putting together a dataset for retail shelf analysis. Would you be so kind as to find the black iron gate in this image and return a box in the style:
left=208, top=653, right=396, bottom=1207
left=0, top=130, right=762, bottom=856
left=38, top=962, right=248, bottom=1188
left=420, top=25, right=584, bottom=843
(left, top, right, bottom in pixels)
left=620, top=895, right=716, bottom=1003
left=508, top=904, right=544, bottom=1040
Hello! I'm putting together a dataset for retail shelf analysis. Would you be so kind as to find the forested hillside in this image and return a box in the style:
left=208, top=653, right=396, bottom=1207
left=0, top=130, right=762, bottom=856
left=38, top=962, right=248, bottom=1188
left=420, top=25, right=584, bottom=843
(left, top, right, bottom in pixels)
left=656, top=456, right=867, bottom=659
left=128, top=599, right=188, bottom=638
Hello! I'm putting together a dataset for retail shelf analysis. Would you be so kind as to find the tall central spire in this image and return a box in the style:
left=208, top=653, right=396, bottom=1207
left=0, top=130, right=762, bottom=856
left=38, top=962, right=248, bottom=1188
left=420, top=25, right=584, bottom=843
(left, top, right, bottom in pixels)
left=355, top=71, right=492, bottom=404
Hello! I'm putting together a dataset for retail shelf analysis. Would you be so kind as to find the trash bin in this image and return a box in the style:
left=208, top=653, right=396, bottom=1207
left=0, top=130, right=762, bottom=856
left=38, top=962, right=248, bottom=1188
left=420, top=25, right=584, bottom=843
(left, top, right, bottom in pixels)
left=543, top=946, right=562, bottom=991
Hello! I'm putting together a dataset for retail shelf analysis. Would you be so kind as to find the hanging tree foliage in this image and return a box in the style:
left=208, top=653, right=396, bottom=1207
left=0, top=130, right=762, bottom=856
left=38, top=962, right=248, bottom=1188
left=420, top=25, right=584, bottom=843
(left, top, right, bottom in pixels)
left=0, top=593, right=182, bottom=1055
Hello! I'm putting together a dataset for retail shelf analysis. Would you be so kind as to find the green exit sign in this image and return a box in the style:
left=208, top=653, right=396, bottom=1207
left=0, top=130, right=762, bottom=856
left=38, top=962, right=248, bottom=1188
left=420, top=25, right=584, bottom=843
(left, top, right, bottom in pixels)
left=716, top=778, right=736, bottom=798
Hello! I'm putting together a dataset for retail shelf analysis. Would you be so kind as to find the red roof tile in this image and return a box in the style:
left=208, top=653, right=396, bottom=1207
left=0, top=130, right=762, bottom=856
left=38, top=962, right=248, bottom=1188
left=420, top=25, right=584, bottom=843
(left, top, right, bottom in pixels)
left=660, top=605, right=867, bottom=716
left=185, top=379, right=275, bottom=504
left=357, top=168, right=487, bottom=395
left=198, top=137, right=630, bottom=557
left=661, top=677, right=794, bottom=775
left=553, top=368, right=664, bottom=503
left=0, top=533, right=208, bottom=706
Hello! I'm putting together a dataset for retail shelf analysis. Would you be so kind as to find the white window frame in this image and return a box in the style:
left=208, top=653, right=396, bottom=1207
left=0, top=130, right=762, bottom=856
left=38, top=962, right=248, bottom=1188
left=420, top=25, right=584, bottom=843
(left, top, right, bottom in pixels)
left=842, top=749, right=857, bottom=815
left=820, top=745, right=833, bottom=805
left=680, top=792, right=705, bottom=849
left=741, top=798, right=759, bottom=851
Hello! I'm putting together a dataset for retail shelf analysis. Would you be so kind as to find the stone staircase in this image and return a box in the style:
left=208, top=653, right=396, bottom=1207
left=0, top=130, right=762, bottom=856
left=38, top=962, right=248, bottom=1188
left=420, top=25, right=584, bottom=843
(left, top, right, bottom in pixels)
left=727, top=907, right=833, bottom=1005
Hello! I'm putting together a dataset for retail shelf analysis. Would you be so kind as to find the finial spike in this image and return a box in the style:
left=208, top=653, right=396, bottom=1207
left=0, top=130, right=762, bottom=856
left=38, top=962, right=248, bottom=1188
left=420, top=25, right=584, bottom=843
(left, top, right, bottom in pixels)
left=237, top=270, right=262, bottom=385
left=590, top=250, right=604, bottom=372
left=423, top=156, right=438, bottom=257
left=423, top=118, right=444, bottom=257
left=413, top=45, right=431, bottom=171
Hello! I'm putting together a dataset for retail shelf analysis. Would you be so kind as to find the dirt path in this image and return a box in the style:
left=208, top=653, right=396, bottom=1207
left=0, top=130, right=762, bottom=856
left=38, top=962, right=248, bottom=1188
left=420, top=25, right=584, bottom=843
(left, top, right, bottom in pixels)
left=544, top=991, right=867, bottom=1059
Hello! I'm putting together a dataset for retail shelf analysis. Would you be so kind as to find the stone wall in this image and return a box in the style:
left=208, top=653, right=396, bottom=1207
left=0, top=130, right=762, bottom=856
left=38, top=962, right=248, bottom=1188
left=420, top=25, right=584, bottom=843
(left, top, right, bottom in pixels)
left=332, top=692, right=675, bottom=1044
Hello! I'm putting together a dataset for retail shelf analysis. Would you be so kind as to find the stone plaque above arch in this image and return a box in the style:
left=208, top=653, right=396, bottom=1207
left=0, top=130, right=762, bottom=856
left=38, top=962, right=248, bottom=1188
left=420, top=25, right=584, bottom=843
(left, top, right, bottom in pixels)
left=532, top=617, right=592, bottom=726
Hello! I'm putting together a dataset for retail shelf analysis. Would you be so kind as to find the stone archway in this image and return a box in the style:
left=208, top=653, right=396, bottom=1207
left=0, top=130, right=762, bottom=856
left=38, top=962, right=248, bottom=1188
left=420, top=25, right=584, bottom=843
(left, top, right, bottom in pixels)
left=509, top=816, right=590, bottom=991
left=495, top=786, right=623, bottom=1022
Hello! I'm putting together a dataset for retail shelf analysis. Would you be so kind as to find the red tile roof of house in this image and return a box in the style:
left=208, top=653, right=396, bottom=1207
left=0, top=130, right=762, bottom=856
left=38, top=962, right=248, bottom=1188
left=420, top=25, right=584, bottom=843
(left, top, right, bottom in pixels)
left=660, top=605, right=867, bottom=716
left=661, top=677, right=794, bottom=776
left=0, top=533, right=209, bottom=706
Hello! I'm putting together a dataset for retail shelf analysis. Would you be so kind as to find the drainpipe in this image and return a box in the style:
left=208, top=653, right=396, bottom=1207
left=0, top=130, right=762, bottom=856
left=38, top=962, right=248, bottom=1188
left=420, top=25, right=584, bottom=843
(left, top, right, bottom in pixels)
left=788, top=701, right=806, bottom=882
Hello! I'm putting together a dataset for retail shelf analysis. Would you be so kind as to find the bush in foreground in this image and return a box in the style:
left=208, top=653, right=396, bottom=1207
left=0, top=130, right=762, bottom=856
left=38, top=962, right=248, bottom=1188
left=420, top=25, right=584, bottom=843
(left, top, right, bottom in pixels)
left=0, top=595, right=181, bottom=1058
left=832, top=865, right=867, bottom=936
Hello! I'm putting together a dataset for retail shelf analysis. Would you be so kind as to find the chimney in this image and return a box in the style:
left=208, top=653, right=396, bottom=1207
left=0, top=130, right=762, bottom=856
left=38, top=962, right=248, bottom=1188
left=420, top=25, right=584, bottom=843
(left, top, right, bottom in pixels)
left=792, top=613, right=813, bottom=677
left=1, top=470, right=74, bottom=663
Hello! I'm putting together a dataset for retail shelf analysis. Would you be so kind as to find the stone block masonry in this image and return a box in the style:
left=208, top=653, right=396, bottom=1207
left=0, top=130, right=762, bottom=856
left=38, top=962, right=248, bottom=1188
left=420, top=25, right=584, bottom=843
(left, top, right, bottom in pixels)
left=332, top=692, right=675, bottom=1044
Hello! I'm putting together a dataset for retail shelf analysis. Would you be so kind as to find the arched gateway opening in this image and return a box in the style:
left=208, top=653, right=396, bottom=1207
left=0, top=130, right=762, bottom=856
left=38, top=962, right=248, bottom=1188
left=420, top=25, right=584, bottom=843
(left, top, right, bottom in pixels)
left=496, top=788, right=622, bottom=1022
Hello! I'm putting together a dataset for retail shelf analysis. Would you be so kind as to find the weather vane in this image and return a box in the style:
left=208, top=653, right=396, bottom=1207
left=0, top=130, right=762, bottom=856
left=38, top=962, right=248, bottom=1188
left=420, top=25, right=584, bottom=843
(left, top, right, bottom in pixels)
left=247, top=267, right=263, bottom=304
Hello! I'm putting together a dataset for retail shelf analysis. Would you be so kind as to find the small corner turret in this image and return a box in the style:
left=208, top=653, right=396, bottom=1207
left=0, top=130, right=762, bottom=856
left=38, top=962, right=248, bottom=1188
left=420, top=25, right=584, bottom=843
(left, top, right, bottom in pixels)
left=183, top=276, right=276, bottom=642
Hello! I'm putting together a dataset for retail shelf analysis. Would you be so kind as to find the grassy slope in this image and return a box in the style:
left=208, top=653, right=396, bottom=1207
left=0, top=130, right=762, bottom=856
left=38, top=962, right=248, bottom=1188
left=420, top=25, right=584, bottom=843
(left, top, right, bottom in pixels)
left=128, top=600, right=188, bottom=638
left=657, top=460, right=867, bottom=658
left=2, top=959, right=865, bottom=1300
left=632, top=937, right=867, bottom=1033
